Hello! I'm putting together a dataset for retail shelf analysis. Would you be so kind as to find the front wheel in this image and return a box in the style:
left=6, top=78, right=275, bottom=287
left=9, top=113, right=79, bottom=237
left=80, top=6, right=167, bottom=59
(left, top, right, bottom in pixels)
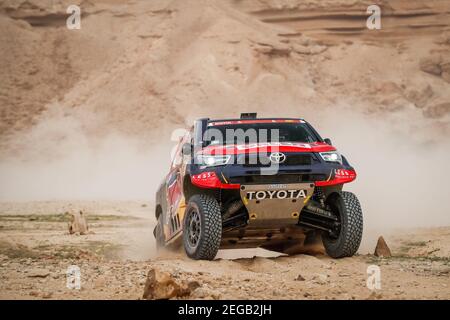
left=322, top=191, right=363, bottom=258
left=154, top=214, right=165, bottom=250
left=183, top=194, right=222, bottom=260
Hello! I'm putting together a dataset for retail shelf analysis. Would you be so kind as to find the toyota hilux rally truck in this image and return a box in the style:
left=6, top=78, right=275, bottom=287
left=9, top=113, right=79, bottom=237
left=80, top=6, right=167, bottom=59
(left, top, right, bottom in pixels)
left=154, top=113, right=363, bottom=260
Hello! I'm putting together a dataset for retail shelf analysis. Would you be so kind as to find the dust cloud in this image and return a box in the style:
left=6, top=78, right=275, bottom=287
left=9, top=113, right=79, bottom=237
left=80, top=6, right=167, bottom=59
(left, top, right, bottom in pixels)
left=305, top=105, right=450, bottom=252
left=0, top=113, right=174, bottom=261
left=0, top=114, right=174, bottom=202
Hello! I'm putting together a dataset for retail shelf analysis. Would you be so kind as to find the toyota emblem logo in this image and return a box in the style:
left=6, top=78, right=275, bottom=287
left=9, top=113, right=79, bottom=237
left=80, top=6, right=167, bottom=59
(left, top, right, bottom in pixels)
left=269, top=152, right=286, bottom=164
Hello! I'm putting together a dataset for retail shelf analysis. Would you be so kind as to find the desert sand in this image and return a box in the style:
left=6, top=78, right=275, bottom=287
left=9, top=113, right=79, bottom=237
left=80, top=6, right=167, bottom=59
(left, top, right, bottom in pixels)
left=0, top=200, right=449, bottom=299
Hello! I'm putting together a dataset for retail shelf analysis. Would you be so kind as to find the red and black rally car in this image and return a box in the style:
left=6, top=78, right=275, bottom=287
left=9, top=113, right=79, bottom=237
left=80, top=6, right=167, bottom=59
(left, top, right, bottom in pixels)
left=154, top=113, right=363, bottom=260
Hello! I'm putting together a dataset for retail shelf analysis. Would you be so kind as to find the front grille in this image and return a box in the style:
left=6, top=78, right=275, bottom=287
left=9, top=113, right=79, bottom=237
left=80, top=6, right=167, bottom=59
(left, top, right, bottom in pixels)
left=229, top=174, right=327, bottom=185
left=238, top=153, right=313, bottom=167
left=285, top=154, right=312, bottom=166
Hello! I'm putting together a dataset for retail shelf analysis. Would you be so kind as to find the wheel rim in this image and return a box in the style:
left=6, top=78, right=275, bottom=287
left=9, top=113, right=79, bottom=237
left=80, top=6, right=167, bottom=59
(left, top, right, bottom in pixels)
left=186, top=208, right=201, bottom=248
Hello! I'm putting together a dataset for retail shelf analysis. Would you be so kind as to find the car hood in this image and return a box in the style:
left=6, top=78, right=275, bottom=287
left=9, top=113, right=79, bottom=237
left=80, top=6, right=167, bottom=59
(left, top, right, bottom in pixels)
left=198, top=142, right=336, bottom=155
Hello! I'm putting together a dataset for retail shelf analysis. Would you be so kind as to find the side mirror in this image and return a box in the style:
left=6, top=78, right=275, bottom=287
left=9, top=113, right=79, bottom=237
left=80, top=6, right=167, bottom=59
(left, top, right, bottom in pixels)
left=324, top=138, right=332, bottom=145
left=181, top=143, right=193, bottom=156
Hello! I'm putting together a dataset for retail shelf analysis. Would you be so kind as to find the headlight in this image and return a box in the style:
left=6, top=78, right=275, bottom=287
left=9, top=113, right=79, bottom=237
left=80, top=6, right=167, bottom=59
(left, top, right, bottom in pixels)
left=319, top=151, right=342, bottom=164
left=196, top=155, right=231, bottom=167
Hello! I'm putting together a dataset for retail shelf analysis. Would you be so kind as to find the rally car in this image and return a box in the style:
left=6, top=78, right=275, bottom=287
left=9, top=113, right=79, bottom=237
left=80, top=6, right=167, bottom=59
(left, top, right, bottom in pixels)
left=154, top=113, right=363, bottom=260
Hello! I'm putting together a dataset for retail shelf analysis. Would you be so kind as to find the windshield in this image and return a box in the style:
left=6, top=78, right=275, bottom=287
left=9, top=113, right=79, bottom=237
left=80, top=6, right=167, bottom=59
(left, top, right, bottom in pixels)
left=203, top=122, right=319, bottom=146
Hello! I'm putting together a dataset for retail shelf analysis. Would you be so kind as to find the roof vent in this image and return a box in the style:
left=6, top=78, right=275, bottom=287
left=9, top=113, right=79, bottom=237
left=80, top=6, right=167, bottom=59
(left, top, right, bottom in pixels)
left=240, top=113, right=257, bottom=119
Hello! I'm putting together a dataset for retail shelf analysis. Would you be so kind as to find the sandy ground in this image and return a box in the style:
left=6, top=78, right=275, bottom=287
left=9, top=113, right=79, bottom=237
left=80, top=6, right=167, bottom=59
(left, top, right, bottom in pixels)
left=0, top=201, right=448, bottom=300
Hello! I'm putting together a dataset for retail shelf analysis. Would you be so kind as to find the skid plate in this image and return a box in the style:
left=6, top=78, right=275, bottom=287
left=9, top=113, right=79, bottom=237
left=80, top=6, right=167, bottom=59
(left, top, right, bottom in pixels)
left=239, top=182, right=315, bottom=227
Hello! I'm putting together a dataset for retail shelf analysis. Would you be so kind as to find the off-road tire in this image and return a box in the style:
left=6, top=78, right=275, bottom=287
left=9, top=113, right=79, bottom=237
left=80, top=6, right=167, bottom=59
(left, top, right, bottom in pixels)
left=183, top=194, right=222, bottom=260
left=154, top=214, right=165, bottom=250
left=322, top=191, right=363, bottom=258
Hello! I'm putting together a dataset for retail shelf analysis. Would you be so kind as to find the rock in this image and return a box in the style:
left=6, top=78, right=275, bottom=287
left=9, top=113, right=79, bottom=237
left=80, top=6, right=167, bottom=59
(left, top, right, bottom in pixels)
left=423, top=102, right=450, bottom=118
left=292, top=44, right=311, bottom=55
left=338, top=272, right=351, bottom=277
left=292, top=42, right=327, bottom=55
left=332, top=81, right=344, bottom=87
left=191, top=286, right=221, bottom=299
left=254, top=42, right=291, bottom=56
left=68, top=210, right=89, bottom=235
left=187, top=280, right=201, bottom=292
left=27, top=268, right=50, bottom=278
left=312, top=273, right=329, bottom=285
left=374, top=236, right=392, bottom=257
left=419, top=55, right=450, bottom=82
left=405, top=85, right=434, bottom=108
left=142, top=268, right=199, bottom=300
left=42, top=292, right=53, bottom=299
left=419, top=56, right=442, bottom=76
left=295, top=274, right=305, bottom=281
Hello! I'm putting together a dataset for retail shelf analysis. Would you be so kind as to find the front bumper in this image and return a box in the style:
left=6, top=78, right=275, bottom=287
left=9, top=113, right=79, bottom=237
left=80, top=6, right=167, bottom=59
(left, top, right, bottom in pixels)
left=190, top=152, right=356, bottom=188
